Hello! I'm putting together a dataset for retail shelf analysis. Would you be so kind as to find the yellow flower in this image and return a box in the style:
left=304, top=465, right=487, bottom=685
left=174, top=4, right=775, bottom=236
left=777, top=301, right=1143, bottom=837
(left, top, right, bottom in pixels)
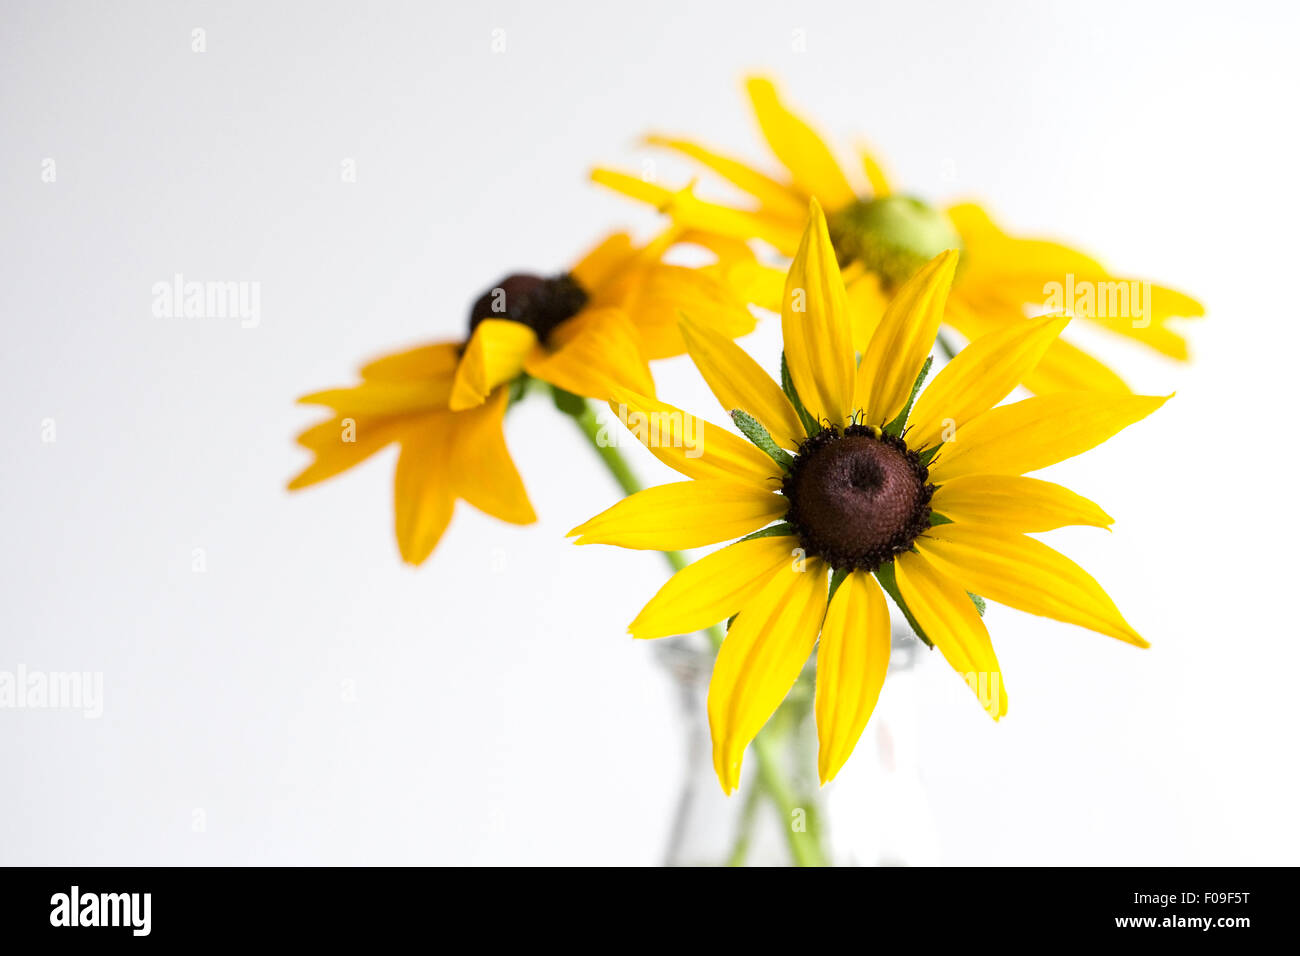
left=593, top=77, right=1203, bottom=394
left=289, top=229, right=756, bottom=565
left=569, top=203, right=1167, bottom=793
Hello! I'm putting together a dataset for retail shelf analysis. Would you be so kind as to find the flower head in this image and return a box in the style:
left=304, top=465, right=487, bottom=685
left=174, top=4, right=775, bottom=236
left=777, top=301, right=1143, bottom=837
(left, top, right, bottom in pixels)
left=569, top=203, right=1167, bottom=792
left=593, top=77, right=1203, bottom=393
left=290, top=229, right=755, bottom=564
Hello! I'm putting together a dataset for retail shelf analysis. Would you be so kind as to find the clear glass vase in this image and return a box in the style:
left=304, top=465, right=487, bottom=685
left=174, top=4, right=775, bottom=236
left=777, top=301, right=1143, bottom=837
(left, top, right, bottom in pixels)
left=656, top=626, right=940, bottom=866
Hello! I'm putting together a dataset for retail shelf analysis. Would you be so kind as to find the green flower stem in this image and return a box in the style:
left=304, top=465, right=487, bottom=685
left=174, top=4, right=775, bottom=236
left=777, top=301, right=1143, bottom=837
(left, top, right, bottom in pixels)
left=565, top=395, right=828, bottom=867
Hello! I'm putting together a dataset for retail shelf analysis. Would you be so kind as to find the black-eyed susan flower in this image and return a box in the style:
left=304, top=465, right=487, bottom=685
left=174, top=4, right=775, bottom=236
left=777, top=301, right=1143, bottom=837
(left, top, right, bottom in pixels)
left=569, top=202, right=1167, bottom=793
left=289, top=229, right=756, bottom=564
left=593, top=77, right=1203, bottom=394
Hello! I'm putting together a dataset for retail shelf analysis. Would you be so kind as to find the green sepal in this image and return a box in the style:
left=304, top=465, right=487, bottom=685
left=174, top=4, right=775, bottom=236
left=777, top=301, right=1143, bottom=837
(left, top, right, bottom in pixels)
left=968, top=592, right=986, bottom=617
left=780, top=352, right=821, bottom=438
left=549, top=384, right=586, bottom=417
left=736, top=522, right=796, bottom=543
left=883, top=355, right=932, bottom=438
left=918, top=444, right=942, bottom=468
left=731, top=409, right=794, bottom=470
left=873, top=559, right=934, bottom=648
left=827, top=567, right=849, bottom=604
left=929, top=511, right=953, bottom=527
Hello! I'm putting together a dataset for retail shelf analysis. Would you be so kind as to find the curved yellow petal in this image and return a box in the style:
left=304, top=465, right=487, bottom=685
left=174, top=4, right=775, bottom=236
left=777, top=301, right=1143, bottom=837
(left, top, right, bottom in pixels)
left=782, top=200, right=856, bottom=427
left=894, top=550, right=1007, bottom=719
left=857, top=144, right=891, bottom=197
left=297, top=378, right=453, bottom=416
left=931, top=475, right=1112, bottom=532
left=629, top=534, right=802, bottom=639
left=608, top=264, right=756, bottom=362
left=815, top=570, right=891, bottom=785
left=745, top=78, right=855, bottom=209
left=645, top=134, right=806, bottom=218
left=908, top=314, right=1070, bottom=449
left=709, top=559, right=829, bottom=793
left=608, top=387, right=781, bottom=485
left=570, top=232, right=635, bottom=294
left=525, top=307, right=654, bottom=401
left=393, top=415, right=456, bottom=565
left=449, top=319, right=536, bottom=411
left=568, top=480, right=786, bottom=551
left=359, top=342, right=460, bottom=382
left=447, top=388, right=535, bottom=526
left=916, top=524, right=1146, bottom=647
left=854, top=250, right=959, bottom=426
left=288, top=415, right=404, bottom=490
left=679, top=313, right=804, bottom=449
left=929, top=391, right=1169, bottom=482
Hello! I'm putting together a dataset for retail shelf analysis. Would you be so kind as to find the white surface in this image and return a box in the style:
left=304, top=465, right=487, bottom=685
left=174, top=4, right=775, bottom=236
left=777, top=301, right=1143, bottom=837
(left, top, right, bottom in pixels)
left=1, top=0, right=1296, bottom=865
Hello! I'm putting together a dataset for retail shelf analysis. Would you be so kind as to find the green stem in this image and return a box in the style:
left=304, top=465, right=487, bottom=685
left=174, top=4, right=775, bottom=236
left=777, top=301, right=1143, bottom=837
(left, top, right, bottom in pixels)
left=565, top=394, right=828, bottom=867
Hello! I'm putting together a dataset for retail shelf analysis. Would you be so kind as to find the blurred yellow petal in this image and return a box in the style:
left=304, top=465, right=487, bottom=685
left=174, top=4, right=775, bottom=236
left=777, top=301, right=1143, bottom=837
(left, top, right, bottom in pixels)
left=525, top=307, right=654, bottom=401
left=393, top=415, right=456, bottom=565
left=745, top=77, right=855, bottom=209
left=930, top=391, right=1169, bottom=482
left=917, top=524, right=1146, bottom=647
left=607, top=264, right=756, bottom=361
left=568, top=480, right=787, bottom=551
left=855, top=250, right=959, bottom=426
left=449, top=319, right=536, bottom=411
left=908, top=314, right=1070, bottom=449
left=297, top=379, right=453, bottom=416
left=608, top=387, right=781, bottom=485
left=447, top=388, right=535, bottom=526
left=359, top=342, right=460, bottom=382
left=288, top=415, right=404, bottom=490
left=931, top=475, right=1112, bottom=532
left=845, top=270, right=888, bottom=354
left=570, top=232, right=635, bottom=294
left=816, top=570, right=891, bottom=785
left=857, top=144, right=891, bottom=197
left=709, top=560, right=828, bottom=793
left=679, top=313, right=804, bottom=448
left=645, top=134, right=806, bottom=217
left=782, top=200, right=856, bottom=427
left=629, top=534, right=801, bottom=639
left=894, top=550, right=1007, bottom=719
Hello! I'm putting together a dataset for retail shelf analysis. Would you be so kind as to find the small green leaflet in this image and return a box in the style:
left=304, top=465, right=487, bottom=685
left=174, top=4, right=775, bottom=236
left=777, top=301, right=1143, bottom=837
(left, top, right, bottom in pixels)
left=780, top=352, right=821, bottom=437
left=732, top=409, right=793, bottom=470
left=883, top=356, right=932, bottom=438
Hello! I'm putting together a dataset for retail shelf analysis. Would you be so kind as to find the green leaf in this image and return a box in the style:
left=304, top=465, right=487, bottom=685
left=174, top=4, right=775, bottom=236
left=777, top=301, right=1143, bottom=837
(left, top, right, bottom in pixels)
left=873, top=559, right=934, bottom=648
left=780, top=352, right=820, bottom=437
left=731, top=409, right=794, bottom=470
left=883, top=355, right=932, bottom=437
left=736, top=522, right=796, bottom=543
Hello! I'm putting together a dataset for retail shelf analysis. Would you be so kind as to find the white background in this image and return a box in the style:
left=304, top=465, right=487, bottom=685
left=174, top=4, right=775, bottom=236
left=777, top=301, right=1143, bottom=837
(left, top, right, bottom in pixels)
left=2, top=0, right=1297, bottom=865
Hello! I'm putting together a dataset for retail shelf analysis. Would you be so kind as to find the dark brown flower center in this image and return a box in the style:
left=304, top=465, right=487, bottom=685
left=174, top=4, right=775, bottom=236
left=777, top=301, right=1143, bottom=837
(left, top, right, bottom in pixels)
left=467, top=272, right=588, bottom=343
left=782, top=425, right=933, bottom=572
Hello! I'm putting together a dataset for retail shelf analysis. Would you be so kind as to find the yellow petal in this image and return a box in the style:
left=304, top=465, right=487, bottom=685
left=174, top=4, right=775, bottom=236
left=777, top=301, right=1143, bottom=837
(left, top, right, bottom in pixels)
left=908, top=314, right=1070, bottom=449
left=288, top=415, right=404, bottom=490
left=855, top=250, right=959, bottom=426
left=645, top=134, right=806, bottom=218
left=845, top=270, right=888, bottom=354
left=857, top=144, right=891, bottom=197
left=567, top=479, right=787, bottom=551
left=781, top=200, right=856, bottom=427
left=815, top=571, right=891, bottom=784
left=359, top=342, right=460, bottom=382
left=894, top=550, right=1007, bottom=719
left=393, top=416, right=456, bottom=565
left=745, top=77, right=855, bottom=209
left=917, top=523, right=1146, bottom=647
left=605, top=264, right=756, bottom=362
left=931, top=475, right=1112, bottom=532
left=297, top=379, right=453, bottom=416
left=525, top=307, right=654, bottom=401
left=608, top=387, right=781, bottom=485
left=930, top=391, right=1169, bottom=482
left=570, top=232, right=635, bottom=294
left=447, top=388, right=535, bottom=526
left=679, top=313, right=804, bottom=448
left=590, top=169, right=800, bottom=254
left=629, top=534, right=802, bottom=639
left=709, top=560, right=828, bottom=793
left=449, top=319, right=536, bottom=411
